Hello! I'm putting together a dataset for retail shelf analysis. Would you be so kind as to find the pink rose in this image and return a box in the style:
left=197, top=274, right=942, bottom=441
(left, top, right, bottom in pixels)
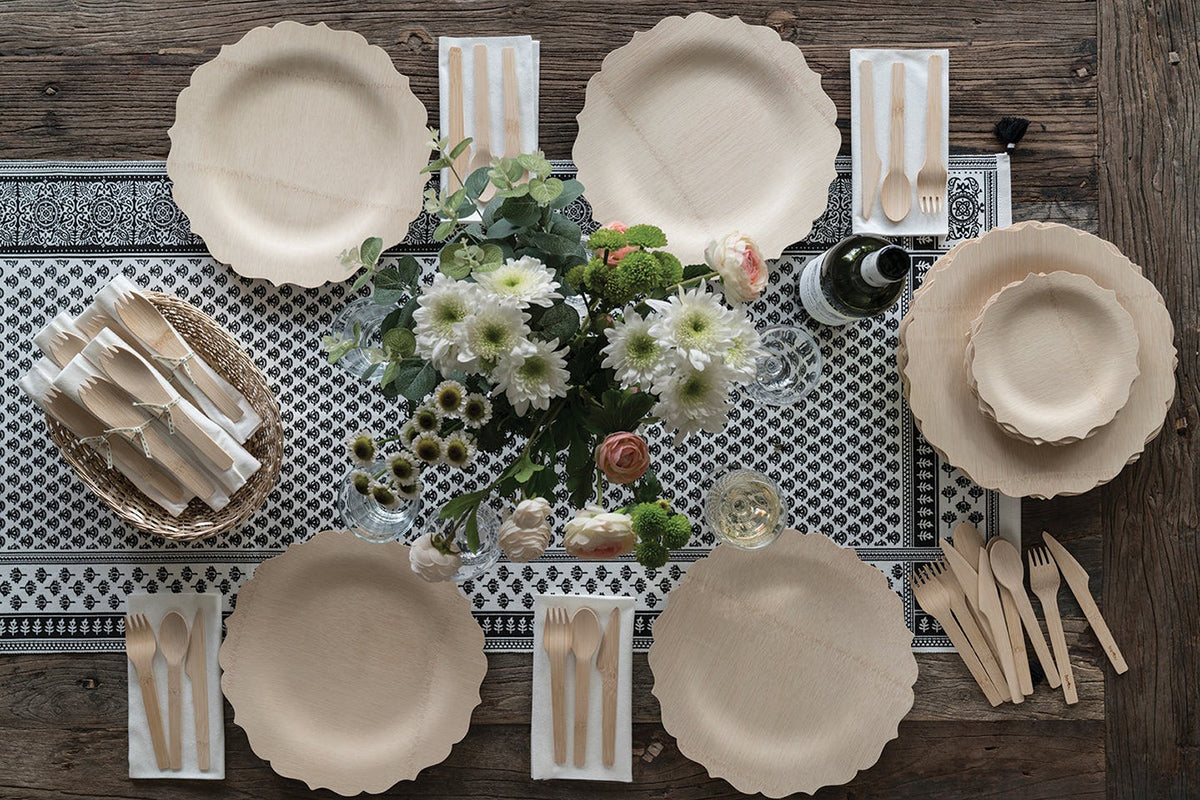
left=594, top=431, right=650, bottom=485
left=601, top=221, right=637, bottom=266
left=704, top=231, right=768, bottom=304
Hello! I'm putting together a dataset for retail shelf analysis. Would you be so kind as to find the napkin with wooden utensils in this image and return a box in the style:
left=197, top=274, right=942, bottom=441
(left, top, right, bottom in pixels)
left=851, top=48, right=951, bottom=236
left=531, top=594, right=634, bottom=782
left=438, top=35, right=540, bottom=190
left=126, top=593, right=225, bottom=779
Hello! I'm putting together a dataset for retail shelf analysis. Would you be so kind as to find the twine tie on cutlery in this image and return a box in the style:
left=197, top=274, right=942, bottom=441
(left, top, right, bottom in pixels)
left=133, top=397, right=182, bottom=434
left=78, top=434, right=115, bottom=469
left=151, top=351, right=198, bottom=383
left=105, top=422, right=153, bottom=459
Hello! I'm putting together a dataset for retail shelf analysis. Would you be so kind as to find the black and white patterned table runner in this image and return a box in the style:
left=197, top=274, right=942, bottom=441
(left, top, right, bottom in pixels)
left=0, top=156, right=1014, bottom=652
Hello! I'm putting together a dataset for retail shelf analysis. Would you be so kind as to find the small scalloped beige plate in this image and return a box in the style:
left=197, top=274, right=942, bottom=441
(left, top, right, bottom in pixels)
left=967, top=271, right=1141, bottom=446
left=168, top=21, right=428, bottom=287
left=573, top=12, right=839, bottom=265
left=220, top=531, right=487, bottom=795
left=648, top=530, right=916, bottom=797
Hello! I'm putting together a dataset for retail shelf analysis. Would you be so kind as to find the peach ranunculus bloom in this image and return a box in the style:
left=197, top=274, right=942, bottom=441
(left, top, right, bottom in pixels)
left=563, top=504, right=636, bottom=559
left=704, top=231, right=768, bottom=304
left=594, top=431, right=651, bottom=485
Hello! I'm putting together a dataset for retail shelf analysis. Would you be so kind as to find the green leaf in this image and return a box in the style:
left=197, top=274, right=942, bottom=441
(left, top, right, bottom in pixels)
left=420, top=156, right=452, bottom=174
left=383, top=296, right=419, bottom=333
left=381, top=360, right=402, bottom=389
left=360, top=236, right=384, bottom=268
left=349, top=267, right=374, bottom=293
left=526, top=230, right=584, bottom=257
left=633, top=471, right=664, bottom=504
left=682, top=263, right=712, bottom=281
left=439, top=242, right=473, bottom=279
left=382, top=327, right=416, bottom=359
left=448, top=137, right=473, bottom=160
left=503, top=157, right=527, bottom=183
left=361, top=362, right=381, bottom=381
left=395, top=255, right=422, bottom=286
left=528, top=177, right=563, bottom=205
left=534, top=302, right=580, bottom=344
left=475, top=243, right=505, bottom=271
left=439, top=489, right=491, bottom=520
left=549, top=179, right=585, bottom=210
left=499, top=195, right=540, bottom=227
left=465, top=507, right=480, bottom=552
left=509, top=452, right=545, bottom=483
left=496, top=184, right=531, bottom=199
left=464, top=166, right=491, bottom=199
left=516, top=152, right=552, bottom=179
left=321, top=334, right=356, bottom=364
left=386, top=357, right=440, bottom=403
left=433, top=220, right=457, bottom=242
left=485, top=218, right=521, bottom=239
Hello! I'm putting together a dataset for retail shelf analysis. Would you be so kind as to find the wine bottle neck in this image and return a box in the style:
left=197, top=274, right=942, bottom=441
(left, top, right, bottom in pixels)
left=860, top=246, right=911, bottom=288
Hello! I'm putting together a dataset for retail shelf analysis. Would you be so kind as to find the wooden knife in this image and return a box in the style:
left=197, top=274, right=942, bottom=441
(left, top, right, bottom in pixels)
left=185, top=607, right=211, bottom=771
left=595, top=607, right=620, bottom=768
left=858, top=59, right=882, bottom=220
left=1042, top=532, right=1128, bottom=674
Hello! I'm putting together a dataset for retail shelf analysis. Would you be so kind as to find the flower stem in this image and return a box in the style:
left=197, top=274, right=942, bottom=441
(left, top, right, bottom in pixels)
left=663, top=270, right=720, bottom=293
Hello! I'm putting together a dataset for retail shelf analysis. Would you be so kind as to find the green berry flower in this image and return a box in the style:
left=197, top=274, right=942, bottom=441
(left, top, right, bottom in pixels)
left=636, top=538, right=669, bottom=569
left=624, top=224, right=667, bottom=249
left=663, top=514, right=692, bottom=549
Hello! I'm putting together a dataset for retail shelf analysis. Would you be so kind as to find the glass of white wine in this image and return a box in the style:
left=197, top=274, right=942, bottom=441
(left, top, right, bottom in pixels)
left=703, top=468, right=785, bottom=550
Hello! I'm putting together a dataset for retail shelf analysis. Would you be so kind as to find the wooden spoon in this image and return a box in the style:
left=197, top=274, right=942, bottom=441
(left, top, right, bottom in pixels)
left=879, top=61, right=912, bottom=223
left=114, top=292, right=243, bottom=421
left=99, top=346, right=234, bottom=471
left=977, top=548, right=1022, bottom=703
left=989, top=538, right=1062, bottom=689
left=78, top=378, right=214, bottom=499
left=44, top=388, right=187, bottom=505
left=158, top=611, right=191, bottom=770
left=570, top=607, right=602, bottom=767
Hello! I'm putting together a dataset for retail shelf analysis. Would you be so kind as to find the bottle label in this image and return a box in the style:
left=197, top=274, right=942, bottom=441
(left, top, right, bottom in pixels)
left=798, top=253, right=859, bottom=326
left=860, top=251, right=894, bottom=288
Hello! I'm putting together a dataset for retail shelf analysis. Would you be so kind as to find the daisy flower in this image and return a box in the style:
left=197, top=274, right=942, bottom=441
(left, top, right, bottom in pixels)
left=411, top=431, right=445, bottom=464
left=398, top=420, right=419, bottom=446
left=413, top=274, right=477, bottom=374
left=412, top=404, right=443, bottom=433
left=460, top=393, right=493, bottom=428
left=652, top=361, right=735, bottom=443
left=433, top=380, right=466, bottom=416
left=492, top=339, right=570, bottom=416
left=346, top=430, right=378, bottom=466
left=456, top=303, right=535, bottom=373
left=350, top=470, right=374, bottom=496
left=371, top=481, right=403, bottom=510
left=396, top=481, right=422, bottom=501
left=443, top=432, right=478, bottom=468
left=602, top=309, right=663, bottom=388
left=645, top=283, right=737, bottom=370
left=473, top=256, right=562, bottom=307
left=722, top=313, right=765, bottom=383
left=387, top=451, right=421, bottom=484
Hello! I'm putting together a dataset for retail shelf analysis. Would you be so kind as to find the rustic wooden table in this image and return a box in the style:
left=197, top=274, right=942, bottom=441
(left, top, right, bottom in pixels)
left=1, top=1, right=1196, bottom=798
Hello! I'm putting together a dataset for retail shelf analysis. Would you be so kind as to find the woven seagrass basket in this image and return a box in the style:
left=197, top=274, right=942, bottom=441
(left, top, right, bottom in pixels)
left=44, top=292, right=283, bottom=542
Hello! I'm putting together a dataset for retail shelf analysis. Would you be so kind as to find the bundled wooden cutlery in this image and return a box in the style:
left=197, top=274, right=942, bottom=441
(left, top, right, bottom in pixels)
left=925, top=525, right=1121, bottom=706
left=543, top=606, right=571, bottom=764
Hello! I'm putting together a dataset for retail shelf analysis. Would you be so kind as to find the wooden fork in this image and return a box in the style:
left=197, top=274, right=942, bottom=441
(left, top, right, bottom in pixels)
left=911, top=567, right=1004, bottom=706
left=542, top=606, right=571, bottom=765
left=125, top=613, right=170, bottom=770
left=928, top=561, right=1010, bottom=702
left=916, top=53, right=947, bottom=215
left=1028, top=547, right=1078, bottom=704
left=49, top=330, right=89, bottom=367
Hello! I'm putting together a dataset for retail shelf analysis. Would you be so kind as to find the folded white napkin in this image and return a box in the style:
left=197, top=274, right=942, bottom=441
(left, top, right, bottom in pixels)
left=127, top=593, right=225, bottom=780
left=81, top=330, right=260, bottom=488
left=18, top=358, right=191, bottom=517
left=50, top=353, right=232, bottom=511
left=851, top=48, right=950, bottom=236
left=95, top=275, right=263, bottom=444
left=531, top=594, right=634, bottom=782
left=438, top=35, right=540, bottom=190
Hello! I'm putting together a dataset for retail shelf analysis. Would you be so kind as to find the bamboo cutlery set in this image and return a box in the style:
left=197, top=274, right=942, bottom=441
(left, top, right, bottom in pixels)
left=543, top=605, right=622, bottom=768
left=912, top=525, right=1126, bottom=707
left=444, top=42, right=530, bottom=193
left=125, top=609, right=211, bottom=772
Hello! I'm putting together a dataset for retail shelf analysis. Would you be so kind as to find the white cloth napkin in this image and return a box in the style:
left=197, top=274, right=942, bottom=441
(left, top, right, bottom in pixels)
left=531, top=594, right=634, bottom=782
left=50, top=353, right=233, bottom=511
left=438, top=35, right=540, bottom=190
left=81, top=330, right=260, bottom=488
left=18, top=358, right=191, bottom=517
left=851, top=48, right=950, bottom=236
left=126, top=593, right=225, bottom=780
left=94, top=275, right=263, bottom=443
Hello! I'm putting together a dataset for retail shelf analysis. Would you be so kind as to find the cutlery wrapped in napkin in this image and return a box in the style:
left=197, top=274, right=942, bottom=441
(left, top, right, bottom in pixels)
left=531, top=594, right=633, bottom=782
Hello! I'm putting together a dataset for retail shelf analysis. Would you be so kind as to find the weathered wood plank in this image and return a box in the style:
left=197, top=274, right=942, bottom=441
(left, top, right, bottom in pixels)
left=1098, top=0, right=1200, bottom=797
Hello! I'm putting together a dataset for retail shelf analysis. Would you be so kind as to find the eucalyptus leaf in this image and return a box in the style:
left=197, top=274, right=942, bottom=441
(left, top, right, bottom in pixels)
left=464, top=166, right=491, bottom=198
left=433, top=220, right=457, bottom=242
left=382, top=327, right=416, bottom=359
left=526, top=230, right=584, bottom=257
left=528, top=177, right=563, bottom=205
left=485, top=218, right=521, bottom=239
left=549, top=179, right=585, bottom=210
left=500, top=195, right=541, bottom=227
left=534, top=302, right=580, bottom=343
left=439, top=489, right=491, bottom=520
left=361, top=362, right=381, bottom=382
left=420, top=156, right=452, bottom=174
left=682, top=263, right=712, bottom=281
left=503, top=158, right=526, bottom=183
left=394, top=255, right=422, bottom=286
left=448, top=137, right=473, bottom=160
left=349, top=268, right=374, bottom=293
left=516, top=152, right=552, bottom=179
left=389, top=357, right=440, bottom=403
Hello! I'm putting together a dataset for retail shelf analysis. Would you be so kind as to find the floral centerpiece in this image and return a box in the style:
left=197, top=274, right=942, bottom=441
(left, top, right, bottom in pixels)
left=327, top=132, right=768, bottom=580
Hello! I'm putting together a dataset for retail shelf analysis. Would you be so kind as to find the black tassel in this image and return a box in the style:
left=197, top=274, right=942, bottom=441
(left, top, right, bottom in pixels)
left=994, top=117, right=1030, bottom=155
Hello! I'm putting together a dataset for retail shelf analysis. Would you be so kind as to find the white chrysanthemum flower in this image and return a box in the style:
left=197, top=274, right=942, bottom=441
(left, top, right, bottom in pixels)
left=350, top=469, right=374, bottom=496
left=413, top=274, right=477, bottom=374
left=492, top=338, right=570, bottom=416
left=387, top=451, right=421, bottom=485
left=411, top=431, right=445, bottom=464
left=645, top=283, right=737, bottom=370
left=346, top=430, right=378, bottom=466
left=443, top=432, right=478, bottom=468
left=411, top=404, right=443, bottom=433
left=652, top=361, right=734, bottom=443
left=722, top=313, right=765, bottom=383
left=474, top=256, right=563, bottom=308
left=602, top=309, right=664, bottom=388
left=460, top=393, right=493, bottom=428
left=432, top=380, right=466, bottom=415
left=398, top=419, right=419, bottom=446
left=456, top=303, right=535, bottom=373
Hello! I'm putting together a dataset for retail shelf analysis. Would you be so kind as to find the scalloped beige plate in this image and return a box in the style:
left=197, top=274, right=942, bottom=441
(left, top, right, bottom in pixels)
left=168, top=21, right=428, bottom=287
left=648, top=530, right=916, bottom=797
left=573, top=13, right=839, bottom=265
left=900, top=222, right=1176, bottom=498
left=220, top=531, right=487, bottom=795
left=966, top=271, right=1140, bottom=446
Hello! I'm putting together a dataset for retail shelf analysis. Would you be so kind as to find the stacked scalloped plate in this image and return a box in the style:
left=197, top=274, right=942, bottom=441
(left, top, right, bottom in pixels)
left=898, top=222, right=1176, bottom=499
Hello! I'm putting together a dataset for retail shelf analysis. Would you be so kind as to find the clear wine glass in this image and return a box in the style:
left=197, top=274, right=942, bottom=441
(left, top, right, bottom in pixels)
left=744, top=325, right=823, bottom=406
left=338, top=462, right=422, bottom=543
left=703, top=468, right=786, bottom=550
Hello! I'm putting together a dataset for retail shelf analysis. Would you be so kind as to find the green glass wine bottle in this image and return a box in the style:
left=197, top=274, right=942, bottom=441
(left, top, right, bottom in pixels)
left=797, top=235, right=912, bottom=326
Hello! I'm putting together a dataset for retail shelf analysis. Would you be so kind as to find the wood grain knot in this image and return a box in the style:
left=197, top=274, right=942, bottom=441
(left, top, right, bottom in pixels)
left=397, top=28, right=433, bottom=52
left=765, top=10, right=798, bottom=41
